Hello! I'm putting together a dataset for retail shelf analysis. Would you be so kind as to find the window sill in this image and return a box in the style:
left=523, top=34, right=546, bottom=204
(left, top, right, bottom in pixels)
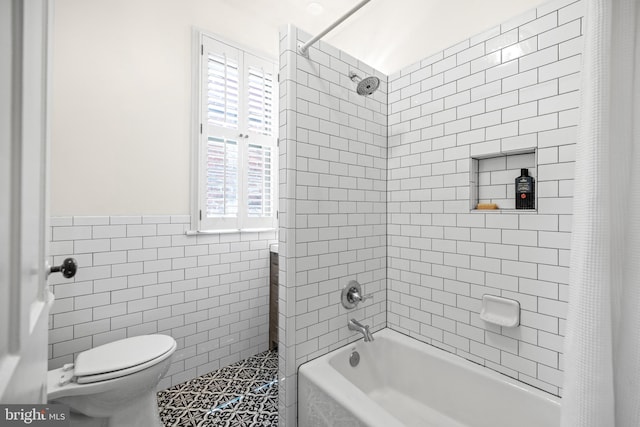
left=185, top=228, right=276, bottom=236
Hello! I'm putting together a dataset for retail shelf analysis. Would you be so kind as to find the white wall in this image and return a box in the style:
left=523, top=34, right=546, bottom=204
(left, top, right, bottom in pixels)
left=278, top=26, right=388, bottom=426
left=50, top=0, right=551, bottom=216
left=51, top=0, right=281, bottom=215
left=387, top=0, right=583, bottom=396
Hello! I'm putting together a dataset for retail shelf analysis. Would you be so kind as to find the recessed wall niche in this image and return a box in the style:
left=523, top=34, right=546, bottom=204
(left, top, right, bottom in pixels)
left=470, top=150, right=537, bottom=211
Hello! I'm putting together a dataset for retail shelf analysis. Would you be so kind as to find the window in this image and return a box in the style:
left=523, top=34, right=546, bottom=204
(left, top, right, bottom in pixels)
left=193, top=33, right=278, bottom=231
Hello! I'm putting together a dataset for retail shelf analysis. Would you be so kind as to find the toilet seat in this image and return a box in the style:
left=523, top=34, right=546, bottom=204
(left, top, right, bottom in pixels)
left=72, top=335, right=176, bottom=384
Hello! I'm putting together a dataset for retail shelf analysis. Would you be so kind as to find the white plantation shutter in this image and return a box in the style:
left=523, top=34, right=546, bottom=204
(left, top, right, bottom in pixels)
left=247, top=66, right=275, bottom=136
left=206, top=137, right=238, bottom=217
left=207, top=53, right=240, bottom=129
left=247, top=143, right=272, bottom=217
left=196, top=33, right=278, bottom=231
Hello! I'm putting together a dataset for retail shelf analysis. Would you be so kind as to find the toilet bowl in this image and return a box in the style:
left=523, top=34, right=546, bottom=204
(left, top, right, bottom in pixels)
left=48, top=334, right=177, bottom=427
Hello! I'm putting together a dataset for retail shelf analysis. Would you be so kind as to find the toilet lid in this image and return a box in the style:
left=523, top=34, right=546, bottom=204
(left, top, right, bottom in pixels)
left=74, top=335, right=176, bottom=381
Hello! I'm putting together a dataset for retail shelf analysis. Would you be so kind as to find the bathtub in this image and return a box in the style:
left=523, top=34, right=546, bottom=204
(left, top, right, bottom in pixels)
left=298, top=328, right=560, bottom=427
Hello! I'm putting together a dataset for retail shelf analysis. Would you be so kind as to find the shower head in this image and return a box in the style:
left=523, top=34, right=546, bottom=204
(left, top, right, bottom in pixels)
left=349, top=72, right=380, bottom=96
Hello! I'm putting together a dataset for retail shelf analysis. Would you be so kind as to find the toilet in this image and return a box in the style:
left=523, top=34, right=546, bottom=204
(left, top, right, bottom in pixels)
left=48, top=334, right=177, bottom=427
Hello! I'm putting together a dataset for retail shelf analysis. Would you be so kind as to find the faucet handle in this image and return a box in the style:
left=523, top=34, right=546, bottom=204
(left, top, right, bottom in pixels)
left=359, top=292, right=373, bottom=303
left=351, top=289, right=373, bottom=304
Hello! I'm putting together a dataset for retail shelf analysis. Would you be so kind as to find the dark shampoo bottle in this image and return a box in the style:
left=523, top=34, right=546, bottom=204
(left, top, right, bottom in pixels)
left=515, top=168, right=535, bottom=209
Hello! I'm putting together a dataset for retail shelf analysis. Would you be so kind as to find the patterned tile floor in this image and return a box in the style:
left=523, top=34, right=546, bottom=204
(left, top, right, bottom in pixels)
left=157, top=351, right=278, bottom=427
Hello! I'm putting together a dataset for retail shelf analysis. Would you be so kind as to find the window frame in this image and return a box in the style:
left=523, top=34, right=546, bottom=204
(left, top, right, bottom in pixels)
left=191, top=30, right=278, bottom=233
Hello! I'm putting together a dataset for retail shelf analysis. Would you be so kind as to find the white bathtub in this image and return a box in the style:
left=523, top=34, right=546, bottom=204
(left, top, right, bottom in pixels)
left=298, top=328, right=560, bottom=427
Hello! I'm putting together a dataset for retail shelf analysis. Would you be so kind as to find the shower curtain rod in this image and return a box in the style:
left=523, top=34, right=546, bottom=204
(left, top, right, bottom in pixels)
left=298, top=0, right=371, bottom=55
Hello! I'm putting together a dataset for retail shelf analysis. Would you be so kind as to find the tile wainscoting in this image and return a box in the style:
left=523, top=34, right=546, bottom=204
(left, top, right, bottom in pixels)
left=48, top=215, right=276, bottom=389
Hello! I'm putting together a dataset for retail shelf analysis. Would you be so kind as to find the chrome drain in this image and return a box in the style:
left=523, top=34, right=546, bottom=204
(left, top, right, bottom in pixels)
left=349, top=350, right=360, bottom=367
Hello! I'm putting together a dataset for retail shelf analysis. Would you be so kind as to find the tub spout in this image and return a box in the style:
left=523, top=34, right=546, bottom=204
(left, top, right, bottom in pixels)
left=348, top=318, right=374, bottom=342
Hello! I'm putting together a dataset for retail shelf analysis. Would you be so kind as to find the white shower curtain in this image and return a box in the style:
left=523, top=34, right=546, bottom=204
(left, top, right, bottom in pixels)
left=561, top=0, right=640, bottom=426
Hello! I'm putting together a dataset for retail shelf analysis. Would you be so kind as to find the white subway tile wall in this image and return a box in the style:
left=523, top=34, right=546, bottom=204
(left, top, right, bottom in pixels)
left=387, top=0, right=582, bottom=396
left=279, top=25, right=388, bottom=426
left=48, top=215, right=276, bottom=389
